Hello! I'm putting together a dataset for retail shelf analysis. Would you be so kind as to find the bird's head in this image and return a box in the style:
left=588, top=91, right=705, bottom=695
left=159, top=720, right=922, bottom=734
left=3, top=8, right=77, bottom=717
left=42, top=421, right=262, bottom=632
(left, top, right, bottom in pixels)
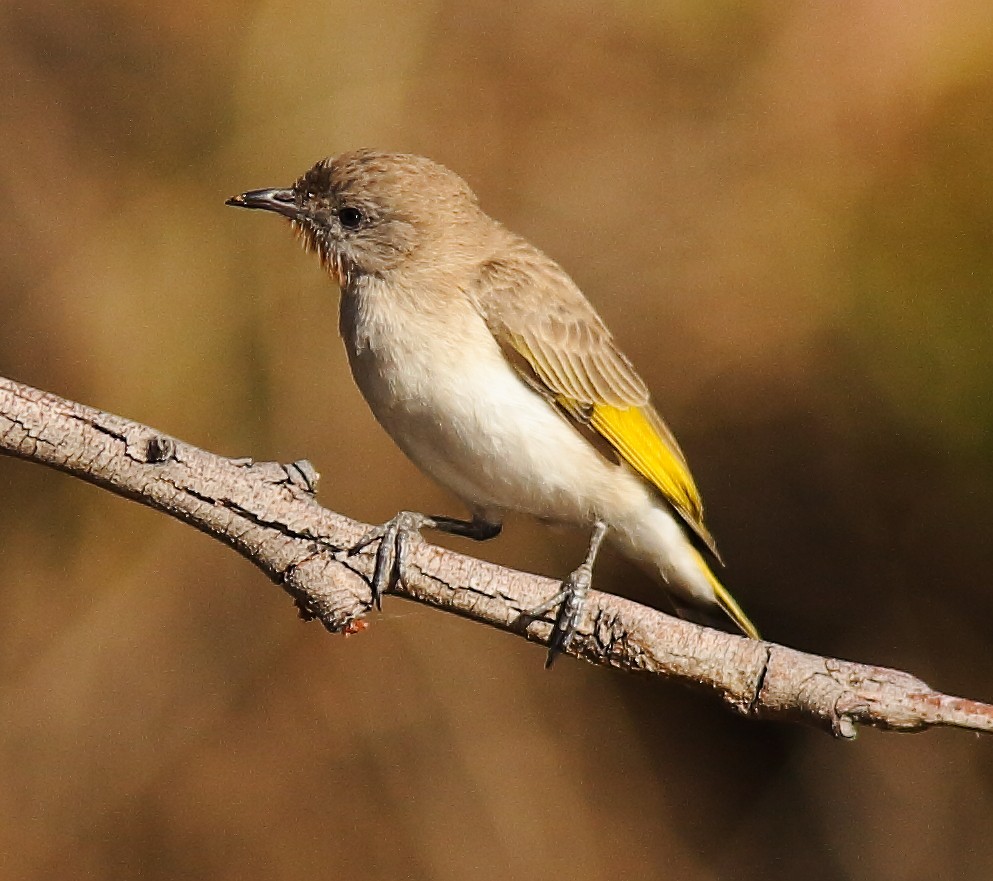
left=226, top=150, right=486, bottom=288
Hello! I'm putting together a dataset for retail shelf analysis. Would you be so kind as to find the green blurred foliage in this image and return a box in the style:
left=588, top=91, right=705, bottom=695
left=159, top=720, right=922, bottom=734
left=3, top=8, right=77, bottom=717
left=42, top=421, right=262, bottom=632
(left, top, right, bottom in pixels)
left=847, top=75, right=993, bottom=453
left=1, top=2, right=991, bottom=879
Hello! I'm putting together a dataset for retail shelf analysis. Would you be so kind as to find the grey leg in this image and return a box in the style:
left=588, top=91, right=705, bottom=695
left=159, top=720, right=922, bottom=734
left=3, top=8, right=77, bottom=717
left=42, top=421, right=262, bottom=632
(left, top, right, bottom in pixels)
left=345, top=512, right=502, bottom=609
left=528, top=520, right=609, bottom=668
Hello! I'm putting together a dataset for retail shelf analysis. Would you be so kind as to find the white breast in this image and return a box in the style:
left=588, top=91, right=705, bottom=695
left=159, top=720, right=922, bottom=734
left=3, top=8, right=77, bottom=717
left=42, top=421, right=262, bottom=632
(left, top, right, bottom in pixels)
left=337, top=278, right=635, bottom=524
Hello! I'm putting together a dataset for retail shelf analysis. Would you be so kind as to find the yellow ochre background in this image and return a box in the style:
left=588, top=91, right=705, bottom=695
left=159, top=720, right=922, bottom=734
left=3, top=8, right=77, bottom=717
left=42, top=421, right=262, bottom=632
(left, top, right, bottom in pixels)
left=1, top=2, right=992, bottom=879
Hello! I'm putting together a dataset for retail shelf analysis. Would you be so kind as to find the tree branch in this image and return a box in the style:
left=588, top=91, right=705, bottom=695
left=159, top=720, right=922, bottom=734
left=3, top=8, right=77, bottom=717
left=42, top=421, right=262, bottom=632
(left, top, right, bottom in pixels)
left=1, top=374, right=990, bottom=739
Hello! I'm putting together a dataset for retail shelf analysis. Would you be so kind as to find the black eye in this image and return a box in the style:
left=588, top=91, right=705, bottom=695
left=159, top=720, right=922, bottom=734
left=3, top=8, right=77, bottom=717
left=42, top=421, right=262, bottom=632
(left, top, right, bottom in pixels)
left=339, top=206, right=364, bottom=229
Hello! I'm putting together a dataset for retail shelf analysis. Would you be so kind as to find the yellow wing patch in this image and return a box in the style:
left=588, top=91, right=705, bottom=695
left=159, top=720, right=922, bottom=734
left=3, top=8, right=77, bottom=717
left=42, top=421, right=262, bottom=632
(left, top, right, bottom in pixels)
left=492, top=311, right=717, bottom=553
left=475, top=256, right=758, bottom=637
left=588, top=403, right=703, bottom=526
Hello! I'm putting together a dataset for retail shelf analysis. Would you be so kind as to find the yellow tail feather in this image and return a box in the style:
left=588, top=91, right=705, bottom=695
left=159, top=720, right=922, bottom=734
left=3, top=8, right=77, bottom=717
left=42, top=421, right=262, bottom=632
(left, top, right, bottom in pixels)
left=690, top=548, right=760, bottom=640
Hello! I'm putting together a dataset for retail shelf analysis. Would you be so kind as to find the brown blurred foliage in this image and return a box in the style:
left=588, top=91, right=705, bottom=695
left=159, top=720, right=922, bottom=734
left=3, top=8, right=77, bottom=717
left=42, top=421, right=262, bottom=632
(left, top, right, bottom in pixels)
left=1, top=1, right=992, bottom=878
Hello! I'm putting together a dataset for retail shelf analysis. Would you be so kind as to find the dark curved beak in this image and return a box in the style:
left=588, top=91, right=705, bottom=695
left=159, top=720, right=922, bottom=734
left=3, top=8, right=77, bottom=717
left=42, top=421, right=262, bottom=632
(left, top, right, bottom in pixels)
left=225, top=187, right=299, bottom=219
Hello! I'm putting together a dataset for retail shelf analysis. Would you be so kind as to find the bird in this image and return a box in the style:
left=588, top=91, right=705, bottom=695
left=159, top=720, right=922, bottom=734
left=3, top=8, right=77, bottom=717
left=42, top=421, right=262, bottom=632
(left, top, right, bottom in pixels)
left=226, top=149, right=758, bottom=665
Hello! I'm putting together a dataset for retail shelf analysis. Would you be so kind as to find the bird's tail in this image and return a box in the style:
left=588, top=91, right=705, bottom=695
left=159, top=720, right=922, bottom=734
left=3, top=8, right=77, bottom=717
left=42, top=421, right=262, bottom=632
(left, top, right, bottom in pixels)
left=688, top=547, right=760, bottom=640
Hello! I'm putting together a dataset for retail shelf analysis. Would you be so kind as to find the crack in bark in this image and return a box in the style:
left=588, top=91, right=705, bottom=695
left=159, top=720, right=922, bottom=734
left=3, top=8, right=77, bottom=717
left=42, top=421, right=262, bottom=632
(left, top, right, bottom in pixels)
left=747, top=643, right=773, bottom=717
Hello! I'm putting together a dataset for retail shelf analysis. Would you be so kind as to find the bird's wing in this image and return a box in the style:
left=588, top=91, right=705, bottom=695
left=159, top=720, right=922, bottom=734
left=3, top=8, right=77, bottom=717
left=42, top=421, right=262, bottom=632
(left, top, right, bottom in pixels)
left=472, top=249, right=718, bottom=557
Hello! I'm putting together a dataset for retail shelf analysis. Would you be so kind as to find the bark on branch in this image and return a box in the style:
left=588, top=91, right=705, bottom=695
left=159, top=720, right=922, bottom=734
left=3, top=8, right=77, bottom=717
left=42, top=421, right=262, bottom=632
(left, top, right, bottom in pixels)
left=1, top=374, right=990, bottom=739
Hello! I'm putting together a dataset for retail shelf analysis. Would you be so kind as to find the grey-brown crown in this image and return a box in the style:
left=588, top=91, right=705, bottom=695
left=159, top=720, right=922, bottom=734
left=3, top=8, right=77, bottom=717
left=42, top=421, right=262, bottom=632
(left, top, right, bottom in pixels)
left=227, top=150, right=489, bottom=284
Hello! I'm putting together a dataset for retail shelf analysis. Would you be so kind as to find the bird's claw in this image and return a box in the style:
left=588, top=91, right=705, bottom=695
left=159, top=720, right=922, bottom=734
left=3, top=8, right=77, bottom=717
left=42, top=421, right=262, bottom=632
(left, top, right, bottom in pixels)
left=341, top=511, right=434, bottom=610
left=527, top=562, right=593, bottom=668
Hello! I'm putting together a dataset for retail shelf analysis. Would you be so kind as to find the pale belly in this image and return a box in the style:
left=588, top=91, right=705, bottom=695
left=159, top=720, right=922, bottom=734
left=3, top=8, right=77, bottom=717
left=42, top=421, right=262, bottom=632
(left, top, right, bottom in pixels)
left=337, top=284, right=719, bottom=610
left=340, top=288, right=630, bottom=524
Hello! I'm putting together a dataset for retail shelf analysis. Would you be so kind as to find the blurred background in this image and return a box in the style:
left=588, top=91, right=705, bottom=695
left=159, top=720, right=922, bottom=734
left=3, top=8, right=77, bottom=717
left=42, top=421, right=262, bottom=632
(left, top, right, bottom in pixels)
left=1, top=1, right=992, bottom=878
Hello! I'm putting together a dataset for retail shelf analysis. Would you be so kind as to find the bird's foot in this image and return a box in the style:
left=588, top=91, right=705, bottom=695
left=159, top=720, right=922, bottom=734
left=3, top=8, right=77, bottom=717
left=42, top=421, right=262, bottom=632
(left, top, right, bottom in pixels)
left=341, top=511, right=435, bottom=610
left=527, top=519, right=608, bottom=668
left=528, top=562, right=593, bottom=669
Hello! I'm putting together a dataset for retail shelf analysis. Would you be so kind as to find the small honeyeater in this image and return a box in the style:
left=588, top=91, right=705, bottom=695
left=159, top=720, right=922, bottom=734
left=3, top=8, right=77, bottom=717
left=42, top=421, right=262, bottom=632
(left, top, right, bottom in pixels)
left=227, top=150, right=758, bottom=664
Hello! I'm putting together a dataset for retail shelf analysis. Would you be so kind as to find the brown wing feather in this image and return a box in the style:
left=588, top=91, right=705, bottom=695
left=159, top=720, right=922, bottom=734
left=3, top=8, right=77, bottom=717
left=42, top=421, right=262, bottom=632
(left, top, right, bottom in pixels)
left=470, top=239, right=717, bottom=556
left=473, top=243, right=649, bottom=407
